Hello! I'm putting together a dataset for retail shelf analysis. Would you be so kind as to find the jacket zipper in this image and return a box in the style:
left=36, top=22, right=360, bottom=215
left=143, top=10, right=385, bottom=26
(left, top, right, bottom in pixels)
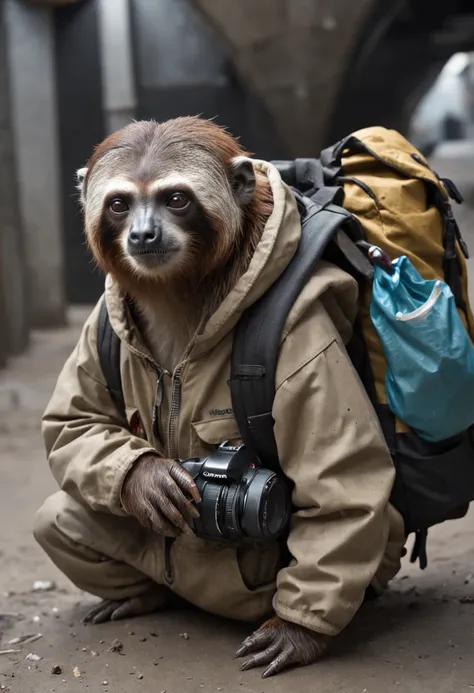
left=166, top=333, right=198, bottom=459
left=162, top=369, right=182, bottom=584
left=167, top=365, right=182, bottom=458
left=157, top=338, right=199, bottom=583
left=162, top=338, right=201, bottom=583
left=147, top=367, right=176, bottom=584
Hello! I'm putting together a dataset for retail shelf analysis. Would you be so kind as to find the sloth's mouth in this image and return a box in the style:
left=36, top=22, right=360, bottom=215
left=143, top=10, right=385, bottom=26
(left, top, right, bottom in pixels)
left=128, top=245, right=180, bottom=269
left=133, top=249, right=172, bottom=256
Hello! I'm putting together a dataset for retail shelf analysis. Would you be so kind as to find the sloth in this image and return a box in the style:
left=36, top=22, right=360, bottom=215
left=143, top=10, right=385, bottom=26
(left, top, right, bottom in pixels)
left=35, top=116, right=401, bottom=679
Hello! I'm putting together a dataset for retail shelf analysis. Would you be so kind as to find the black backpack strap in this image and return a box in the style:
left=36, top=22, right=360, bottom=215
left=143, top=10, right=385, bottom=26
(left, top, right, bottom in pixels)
left=272, top=158, right=325, bottom=198
left=97, top=297, right=126, bottom=419
left=230, top=195, right=372, bottom=470
left=320, top=135, right=354, bottom=182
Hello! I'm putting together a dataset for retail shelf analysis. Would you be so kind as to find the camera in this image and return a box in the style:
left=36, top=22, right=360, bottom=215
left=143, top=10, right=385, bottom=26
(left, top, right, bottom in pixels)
left=181, top=442, right=291, bottom=542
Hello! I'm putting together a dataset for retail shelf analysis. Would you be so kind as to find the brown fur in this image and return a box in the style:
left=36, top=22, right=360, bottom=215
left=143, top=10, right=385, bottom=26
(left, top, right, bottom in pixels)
left=237, top=615, right=331, bottom=677
left=80, top=117, right=273, bottom=366
left=121, top=452, right=201, bottom=536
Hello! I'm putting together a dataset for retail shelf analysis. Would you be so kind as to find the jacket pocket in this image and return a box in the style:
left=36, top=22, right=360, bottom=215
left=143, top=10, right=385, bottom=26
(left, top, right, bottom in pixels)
left=169, top=534, right=277, bottom=622
left=191, top=416, right=242, bottom=450
left=235, top=542, right=282, bottom=592
left=125, top=406, right=149, bottom=441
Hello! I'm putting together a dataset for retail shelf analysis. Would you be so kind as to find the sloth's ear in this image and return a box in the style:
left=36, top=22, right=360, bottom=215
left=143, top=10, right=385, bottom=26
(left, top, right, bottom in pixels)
left=230, top=156, right=256, bottom=206
left=76, top=167, right=88, bottom=204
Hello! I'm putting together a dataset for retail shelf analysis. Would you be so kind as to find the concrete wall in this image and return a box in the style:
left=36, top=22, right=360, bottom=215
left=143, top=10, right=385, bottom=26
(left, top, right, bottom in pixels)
left=191, top=0, right=376, bottom=155
left=54, top=0, right=106, bottom=304
left=97, top=0, right=136, bottom=134
left=130, top=0, right=284, bottom=159
left=0, top=2, right=29, bottom=362
left=133, top=0, right=227, bottom=89
left=5, top=0, right=66, bottom=328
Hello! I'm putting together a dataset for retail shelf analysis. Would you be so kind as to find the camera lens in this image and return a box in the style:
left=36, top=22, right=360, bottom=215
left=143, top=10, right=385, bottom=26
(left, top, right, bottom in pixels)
left=260, top=474, right=290, bottom=537
left=241, top=469, right=290, bottom=540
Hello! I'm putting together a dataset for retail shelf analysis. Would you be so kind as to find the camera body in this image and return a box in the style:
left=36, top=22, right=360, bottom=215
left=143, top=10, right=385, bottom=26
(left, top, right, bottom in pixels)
left=181, top=442, right=291, bottom=542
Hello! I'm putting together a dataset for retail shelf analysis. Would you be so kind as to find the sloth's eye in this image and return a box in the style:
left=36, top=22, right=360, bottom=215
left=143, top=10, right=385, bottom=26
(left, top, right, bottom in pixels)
left=109, top=198, right=129, bottom=214
left=167, top=192, right=189, bottom=210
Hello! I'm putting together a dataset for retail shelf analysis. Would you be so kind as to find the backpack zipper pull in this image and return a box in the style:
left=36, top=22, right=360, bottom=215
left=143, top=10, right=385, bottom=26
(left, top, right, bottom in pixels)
left=445, top=203, right=469, bottom=260
left=411, top=152, right=465, bottom=205
left=442, top=177, right=464, bottom=205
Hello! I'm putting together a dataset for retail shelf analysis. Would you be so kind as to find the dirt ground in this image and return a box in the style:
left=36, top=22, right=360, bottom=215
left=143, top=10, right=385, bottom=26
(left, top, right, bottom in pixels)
left=2, top=151, right=474, bottom=693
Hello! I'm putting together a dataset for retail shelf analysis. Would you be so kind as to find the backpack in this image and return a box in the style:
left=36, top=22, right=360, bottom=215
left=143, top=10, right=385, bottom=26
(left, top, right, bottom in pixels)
left=97, top=126, right=474, bottom=570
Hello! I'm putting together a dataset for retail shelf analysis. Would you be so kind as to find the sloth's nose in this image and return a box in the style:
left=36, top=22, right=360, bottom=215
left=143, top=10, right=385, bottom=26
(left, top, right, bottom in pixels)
left=128, top=223, right=162, bottom=252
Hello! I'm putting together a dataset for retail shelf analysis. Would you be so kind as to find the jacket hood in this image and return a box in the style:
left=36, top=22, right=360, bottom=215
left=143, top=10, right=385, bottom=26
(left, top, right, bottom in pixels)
left=104, top=160, right=302, bottom=358
left=193, top=160, right=302, bottom=355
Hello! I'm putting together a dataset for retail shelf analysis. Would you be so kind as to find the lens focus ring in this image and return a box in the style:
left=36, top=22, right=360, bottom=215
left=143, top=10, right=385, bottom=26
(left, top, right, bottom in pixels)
left=198, top=481, right=225, bottom=539
left=223, top=484, right=242, bottom=539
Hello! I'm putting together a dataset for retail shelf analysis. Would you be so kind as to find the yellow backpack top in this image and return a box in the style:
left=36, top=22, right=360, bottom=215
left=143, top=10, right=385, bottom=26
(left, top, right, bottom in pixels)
left=337, top=127, right=474, bottom=428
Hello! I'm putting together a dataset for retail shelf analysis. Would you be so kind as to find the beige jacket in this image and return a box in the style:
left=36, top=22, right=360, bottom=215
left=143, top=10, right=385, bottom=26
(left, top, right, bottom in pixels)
left=42, top=161, right=405, bottom=637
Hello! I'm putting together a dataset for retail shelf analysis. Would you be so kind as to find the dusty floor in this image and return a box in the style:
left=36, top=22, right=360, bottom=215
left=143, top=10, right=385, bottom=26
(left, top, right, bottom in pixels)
left=2, top=150, right=474, bottom=693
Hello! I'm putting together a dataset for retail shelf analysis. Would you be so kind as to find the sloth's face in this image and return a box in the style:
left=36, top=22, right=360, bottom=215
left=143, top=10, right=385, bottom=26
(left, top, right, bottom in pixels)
left=100, top=179, right=206, bottom=278
left=80, top=120, right=257, bottom=281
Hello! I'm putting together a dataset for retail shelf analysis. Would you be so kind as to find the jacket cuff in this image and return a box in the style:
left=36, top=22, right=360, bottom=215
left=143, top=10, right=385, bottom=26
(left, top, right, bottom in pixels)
left=272, top=597, right=342, bottom=637
left=108, top=447, right=158, bottom=515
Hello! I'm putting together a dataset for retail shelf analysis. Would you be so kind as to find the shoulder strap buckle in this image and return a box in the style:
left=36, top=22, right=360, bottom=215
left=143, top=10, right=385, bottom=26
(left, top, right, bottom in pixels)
left=232, top=365, right=266, bottom=380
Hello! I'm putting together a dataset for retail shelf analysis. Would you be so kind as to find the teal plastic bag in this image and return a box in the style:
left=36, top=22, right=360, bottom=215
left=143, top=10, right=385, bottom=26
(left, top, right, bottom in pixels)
left=370, top=253, right=474, bottom=442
